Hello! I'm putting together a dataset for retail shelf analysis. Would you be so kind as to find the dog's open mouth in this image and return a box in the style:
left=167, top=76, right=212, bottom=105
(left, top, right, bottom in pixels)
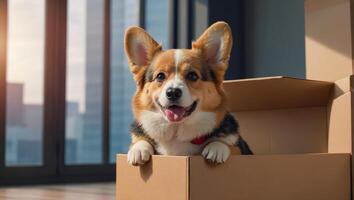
left=159, top=101, right=198, bottom=122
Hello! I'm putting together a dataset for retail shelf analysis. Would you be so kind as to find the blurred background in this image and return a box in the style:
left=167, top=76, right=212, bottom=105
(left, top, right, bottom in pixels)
left=0, top=0, right=306, bottom=185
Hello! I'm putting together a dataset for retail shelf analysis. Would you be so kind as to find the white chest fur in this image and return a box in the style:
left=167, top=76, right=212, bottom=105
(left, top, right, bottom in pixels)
left=157, top=140, right=202, bottom=156
left=140, top=110, right=216, bottom=155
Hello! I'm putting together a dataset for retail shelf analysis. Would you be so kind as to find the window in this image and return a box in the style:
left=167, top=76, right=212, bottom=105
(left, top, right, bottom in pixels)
left=5, top=0, right=45, bottom=166
left=145, top=0, right=171, bottom=48
left=65, top=0, right=104, bottom=165
left=0, top=0, right=198, bottom=183
left=109, top=0, right=140, bottom=162
left=193, top=0, right=208, bottom=39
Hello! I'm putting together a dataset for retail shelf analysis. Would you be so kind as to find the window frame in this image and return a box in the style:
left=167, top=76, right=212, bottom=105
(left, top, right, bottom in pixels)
left=0, top=0, right=7, bottom=171
left=0, top=0, right=57, bottom=184
left=0, top=0, right=117, bottom=185
left=0, top=0, right=196, bottom=185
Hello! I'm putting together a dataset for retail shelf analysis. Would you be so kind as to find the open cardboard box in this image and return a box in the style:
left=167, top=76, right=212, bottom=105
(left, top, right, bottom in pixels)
left=117, top=76, right=353, bottom=200
left=117, top=0, right=354, bottom=199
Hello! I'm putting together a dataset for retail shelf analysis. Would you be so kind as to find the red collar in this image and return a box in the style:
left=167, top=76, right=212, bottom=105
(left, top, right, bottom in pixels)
left=191, top=135, right=208, bottom=145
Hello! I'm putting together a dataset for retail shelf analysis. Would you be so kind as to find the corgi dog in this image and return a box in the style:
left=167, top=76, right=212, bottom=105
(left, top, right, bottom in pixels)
left=124, top=21, right=252, bottom=166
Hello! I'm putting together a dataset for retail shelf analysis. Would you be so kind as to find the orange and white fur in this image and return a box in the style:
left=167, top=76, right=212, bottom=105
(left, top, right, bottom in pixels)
left=124, top=21, right=252, bottom=166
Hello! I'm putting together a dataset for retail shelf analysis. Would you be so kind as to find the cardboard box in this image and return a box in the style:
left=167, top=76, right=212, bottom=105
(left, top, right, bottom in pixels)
left=224, top=76, right=352, bottom=155
left=117, top=76, right=353, bottom=200
left=305, top=0, right=354, bottom=82
left=117, top=0, right=354, bottom=199
left=117, top=154, right=350, bottom=200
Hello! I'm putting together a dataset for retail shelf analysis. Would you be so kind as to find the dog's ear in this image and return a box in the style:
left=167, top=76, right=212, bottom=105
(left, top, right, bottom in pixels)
left=192, top=21, right=233, bottom=83
left=124, top=26, right=161, bottom=85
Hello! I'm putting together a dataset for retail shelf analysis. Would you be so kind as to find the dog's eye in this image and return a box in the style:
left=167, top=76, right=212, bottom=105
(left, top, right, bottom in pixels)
left=186, top=71, right=199, bottom=81
left=156, top=72, right=166, bottom=82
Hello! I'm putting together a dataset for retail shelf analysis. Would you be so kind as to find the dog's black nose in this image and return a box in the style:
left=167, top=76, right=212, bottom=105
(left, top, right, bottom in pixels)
left=166, top=87, right=182, bottom=101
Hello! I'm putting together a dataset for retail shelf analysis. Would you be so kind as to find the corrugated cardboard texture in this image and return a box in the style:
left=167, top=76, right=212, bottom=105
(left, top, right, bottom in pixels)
left=233, top=107, right=328, bottom=154
left=223, top=77, right=333, bottom=112
left=117, top=155, right=189, bottom=200
left=189, top=154, right=351, bottom=200
left=305, top=0, right=353, bottom=81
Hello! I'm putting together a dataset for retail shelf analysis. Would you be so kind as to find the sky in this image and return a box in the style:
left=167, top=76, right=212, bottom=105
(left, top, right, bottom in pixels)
left=7, top=0, right=88, bottom=111
left=7, top=0, right=45, bottom=104
left=5, top=0, right=156, bottom=113
left=66, top=0, right=87, bottom=112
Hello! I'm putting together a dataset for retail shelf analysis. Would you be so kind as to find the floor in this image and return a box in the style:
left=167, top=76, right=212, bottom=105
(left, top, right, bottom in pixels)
left=0, top=182, right=115, bottom=200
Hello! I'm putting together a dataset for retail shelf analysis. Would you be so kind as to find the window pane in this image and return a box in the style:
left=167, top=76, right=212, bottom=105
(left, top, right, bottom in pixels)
left=145, top=0, right=170, bottom=48
left=65, top=0, right=104, bottom=164
left=109, top=0, right=140, bottom=162
left=193, top=0, right=209, bottom=39
left=5, top=0, right=45, bottom=166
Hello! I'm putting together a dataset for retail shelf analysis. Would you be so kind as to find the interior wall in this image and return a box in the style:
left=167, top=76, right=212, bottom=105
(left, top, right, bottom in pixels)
left=188, top=0, right=307, bottom=79
left=242, top=0, right=306, bottom=78
left=208, top=0, right=244, bottom=80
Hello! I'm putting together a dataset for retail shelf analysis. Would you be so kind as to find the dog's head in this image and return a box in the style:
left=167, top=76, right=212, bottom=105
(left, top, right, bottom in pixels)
left=125, top=22, right=233, bottom=124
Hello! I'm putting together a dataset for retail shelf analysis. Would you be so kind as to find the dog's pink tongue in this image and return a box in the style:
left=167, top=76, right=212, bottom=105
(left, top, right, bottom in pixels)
left=165, top=107, right=186, bottom=122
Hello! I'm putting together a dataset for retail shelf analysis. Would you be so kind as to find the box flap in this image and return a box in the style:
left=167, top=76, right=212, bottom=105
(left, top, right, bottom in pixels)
left=327, top=75, right=353, bottom=153
left=305, top=0, right=354, bottom=82
left=117, top=155, right=189, bottom=200
left=223, top=76, right=333, bottom=112
left=328, top=92, right=352, bottom=153
left=233, top=107, right=328, bottom=154
left=333, top=75, right=353, bottom=98
left=189, top=154, right=350, bottom=200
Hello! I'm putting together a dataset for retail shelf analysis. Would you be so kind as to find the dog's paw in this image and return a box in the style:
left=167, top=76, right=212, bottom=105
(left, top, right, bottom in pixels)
left=127, top=140, right=154, bottom=166
left=202, top=141, right=230, bottom=164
